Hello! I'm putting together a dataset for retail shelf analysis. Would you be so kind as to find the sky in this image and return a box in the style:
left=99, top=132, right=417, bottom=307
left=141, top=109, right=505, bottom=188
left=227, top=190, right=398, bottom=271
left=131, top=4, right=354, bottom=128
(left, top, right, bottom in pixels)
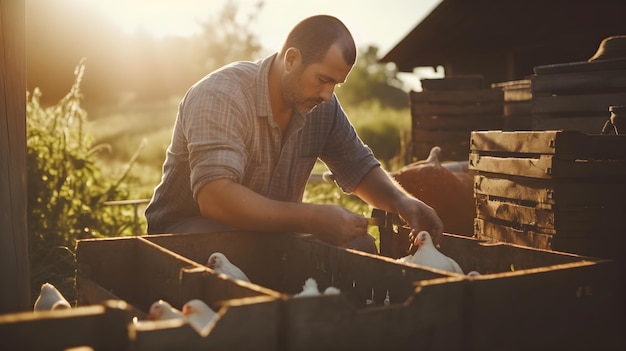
left=74, top=0, right=444, bottom=89
left=79, top=0, right=441, bottom=53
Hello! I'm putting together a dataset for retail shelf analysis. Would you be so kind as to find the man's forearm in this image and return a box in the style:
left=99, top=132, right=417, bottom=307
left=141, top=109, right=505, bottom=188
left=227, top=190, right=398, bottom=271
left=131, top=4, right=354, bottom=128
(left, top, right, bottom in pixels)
left=353, top=166, right=409, bottom=213
left=197, top=178, right=314, bottom=233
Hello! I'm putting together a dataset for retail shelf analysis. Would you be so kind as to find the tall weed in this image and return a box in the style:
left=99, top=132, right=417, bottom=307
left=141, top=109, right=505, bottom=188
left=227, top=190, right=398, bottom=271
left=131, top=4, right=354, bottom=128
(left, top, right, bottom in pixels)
left=27, top=63, right=139, bottom=303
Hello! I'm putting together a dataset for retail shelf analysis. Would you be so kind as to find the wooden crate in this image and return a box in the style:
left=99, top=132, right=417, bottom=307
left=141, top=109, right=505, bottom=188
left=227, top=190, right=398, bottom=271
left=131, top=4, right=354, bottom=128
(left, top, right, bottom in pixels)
left=410, top=76, right=503, bottom=161
left=372, top=208, right=625, bottom=350
left=144, top=231, right=467, bottom=351
left=130, top=295, right=280, bottom=351
left=531, top=59, right=626, bottom=133
left=469, top=130, right=626, bottom=259
left=492, top=79, right=532, bottom=131
left=76, top=236, right=283, bottom=350
left=0, top=300, right=133, bottom=350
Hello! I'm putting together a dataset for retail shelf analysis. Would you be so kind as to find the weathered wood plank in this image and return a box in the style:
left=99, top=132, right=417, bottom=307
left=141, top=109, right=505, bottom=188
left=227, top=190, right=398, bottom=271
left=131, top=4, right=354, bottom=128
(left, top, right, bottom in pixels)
left=466, top=259, right=623, bottom=350
left=0, top=0, right=29, bottom=313
left=492, top=79, right=532, bottom=101
left=531, top=91, right=626, bottom=115
left=0, top=301, right=133, bottom=350
left=470, top=130, right=626, bottom=158
left=475, top=195, right=626, bottom=232
left=531, top=114, right=608, bottom=134
left=410, top=89, right=503, bottom=103
left=132, top=296, right=281, bottom=351
left=412, top=114, right=503, bottom=129
left=474, top=218, right=554, bottom=249
left=475, top=218, right=626, bottom=259
left=411, top=102, right=503, bottom=116
left=469, top=153, right=626, bottom=178
left=473, top=175, right=626, bottom=207
left=531, top=69, right=626, bottom=93
left=419, top=76, right=485, bottom=91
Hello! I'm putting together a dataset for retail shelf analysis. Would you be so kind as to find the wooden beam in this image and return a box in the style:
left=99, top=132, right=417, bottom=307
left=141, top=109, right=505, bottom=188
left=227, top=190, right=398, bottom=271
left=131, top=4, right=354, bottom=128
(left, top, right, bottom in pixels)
left=0, top=0, right=29, bottom=313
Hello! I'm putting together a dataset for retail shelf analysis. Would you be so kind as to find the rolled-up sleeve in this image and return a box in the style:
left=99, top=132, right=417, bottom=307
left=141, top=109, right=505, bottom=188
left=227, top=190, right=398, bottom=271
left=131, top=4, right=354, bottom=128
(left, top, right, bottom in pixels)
left=318, top=98, right=380, bottom=193
left=181, top=87, right=249, bottom=200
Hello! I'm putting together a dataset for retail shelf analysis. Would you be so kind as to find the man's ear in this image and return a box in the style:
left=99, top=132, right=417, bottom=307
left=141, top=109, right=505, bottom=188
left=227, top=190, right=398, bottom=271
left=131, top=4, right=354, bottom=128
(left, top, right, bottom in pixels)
left=284, top=47, right=301, bottom=73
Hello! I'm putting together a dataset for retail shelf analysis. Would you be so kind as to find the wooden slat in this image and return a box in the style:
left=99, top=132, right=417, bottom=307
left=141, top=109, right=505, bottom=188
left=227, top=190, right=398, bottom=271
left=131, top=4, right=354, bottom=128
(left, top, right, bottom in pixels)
left=410, top=89, right=503, bottom=103
left=475, top=195, right=555, bottom=229
left=469, top=130, right=626, bottom=159
left=0, top=301, right=133, bottom=350
left=531, top=92, right=626, bottom=115
left=533, top=58, right=626, bottom=75
left=469, top=153, right=626, bottom=178
left=76, top=236, right=207, bottom=313
left=411, top=102, right=503, bottom=116
left=531, top=69, right=626, bottom=93
left=132, top=296, right=281, bottom=351
left=531, top=114, right=608, bottom=134
left=466, top=259, right=623, bottom=350
left=419, top=76, right=484, bottom=91
left=475, top=195, right=626, bottom=232
left=412, top=114, right=503, bottom=129
left=475, top=218, right=626, bottom=260
left=475, top=218, right=553, bottom=249
left=493, top=79, right=532, bottom=102
left=473, top=175, right=626, bottom=207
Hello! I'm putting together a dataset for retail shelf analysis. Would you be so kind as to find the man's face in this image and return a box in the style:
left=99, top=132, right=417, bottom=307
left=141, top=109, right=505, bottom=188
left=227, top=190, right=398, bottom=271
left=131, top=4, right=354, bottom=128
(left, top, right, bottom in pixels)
left=282, top=43, right=353, bottom=115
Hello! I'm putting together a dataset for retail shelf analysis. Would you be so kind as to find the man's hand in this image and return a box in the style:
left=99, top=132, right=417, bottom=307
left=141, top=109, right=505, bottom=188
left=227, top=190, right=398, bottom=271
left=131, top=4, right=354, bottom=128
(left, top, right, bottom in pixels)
left=352, top=165, right=444, bottom=245
left=395, top=196, right=443, bottom=245
left=307, top=204, right=368, bottom=246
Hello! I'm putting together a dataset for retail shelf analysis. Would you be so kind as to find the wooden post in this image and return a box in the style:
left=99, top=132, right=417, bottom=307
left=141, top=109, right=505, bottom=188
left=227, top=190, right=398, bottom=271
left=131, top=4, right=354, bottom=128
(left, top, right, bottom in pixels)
left=0, top=0, right=30, bottom=313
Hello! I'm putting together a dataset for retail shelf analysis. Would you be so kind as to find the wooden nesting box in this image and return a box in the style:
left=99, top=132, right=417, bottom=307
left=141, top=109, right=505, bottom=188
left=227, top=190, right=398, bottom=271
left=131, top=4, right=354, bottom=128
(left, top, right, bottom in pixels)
left=143, top=231, right=467, bottom=351
left=76, top=235, right=283, bottom=350
left=531, top=59, right=626, bottom=133
left=76, top=232, right=469, bottom=351
left=372, top=208, right=625, bottom=351
left=410, top=76, right=503, bottom=162
left=492, top=79, right=532, bottom=131
left=469, top=130, right=626, bottom=260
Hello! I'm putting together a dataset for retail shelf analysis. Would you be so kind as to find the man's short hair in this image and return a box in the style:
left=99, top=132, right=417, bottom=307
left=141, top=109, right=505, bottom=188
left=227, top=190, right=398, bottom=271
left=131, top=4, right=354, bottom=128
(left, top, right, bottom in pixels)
left=280, top=15, right=357, bottom=67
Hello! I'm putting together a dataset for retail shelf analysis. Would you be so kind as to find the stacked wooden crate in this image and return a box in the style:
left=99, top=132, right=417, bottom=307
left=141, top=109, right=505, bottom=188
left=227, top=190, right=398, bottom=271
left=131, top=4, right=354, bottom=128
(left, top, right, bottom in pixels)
left=531, top=58, right=626, bottom=133
left=491, top=79, right=532, bottom=131
left=410, top=76, right=503, bottom=161
left=470, top=130, right=626, bottom=261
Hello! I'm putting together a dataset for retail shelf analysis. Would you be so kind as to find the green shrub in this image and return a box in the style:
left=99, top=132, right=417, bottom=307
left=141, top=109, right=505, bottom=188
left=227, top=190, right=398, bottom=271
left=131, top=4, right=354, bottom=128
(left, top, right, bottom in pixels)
left=27, top=63, right=139, bottom=304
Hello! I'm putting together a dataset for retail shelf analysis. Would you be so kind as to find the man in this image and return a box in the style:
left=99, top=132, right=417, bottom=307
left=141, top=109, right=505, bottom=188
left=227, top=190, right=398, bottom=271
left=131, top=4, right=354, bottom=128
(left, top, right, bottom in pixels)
left=145, top=15, right=443, bottom=253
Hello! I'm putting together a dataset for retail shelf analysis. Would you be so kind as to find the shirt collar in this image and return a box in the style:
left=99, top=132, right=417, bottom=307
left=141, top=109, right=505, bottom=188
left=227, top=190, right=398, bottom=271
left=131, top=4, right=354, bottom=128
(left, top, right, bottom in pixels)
left=256, top=53, right=277, bottom=118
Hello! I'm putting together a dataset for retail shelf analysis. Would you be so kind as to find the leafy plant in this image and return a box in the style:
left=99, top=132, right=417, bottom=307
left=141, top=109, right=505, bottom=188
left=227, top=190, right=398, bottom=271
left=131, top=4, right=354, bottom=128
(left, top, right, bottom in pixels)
left=26, top=62, right=140, bottom=303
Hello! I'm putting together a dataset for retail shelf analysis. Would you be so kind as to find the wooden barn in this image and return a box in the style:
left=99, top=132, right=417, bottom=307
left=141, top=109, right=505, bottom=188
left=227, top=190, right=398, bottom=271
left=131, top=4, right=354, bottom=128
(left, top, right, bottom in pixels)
left=380, top=0, right=626, bottom=84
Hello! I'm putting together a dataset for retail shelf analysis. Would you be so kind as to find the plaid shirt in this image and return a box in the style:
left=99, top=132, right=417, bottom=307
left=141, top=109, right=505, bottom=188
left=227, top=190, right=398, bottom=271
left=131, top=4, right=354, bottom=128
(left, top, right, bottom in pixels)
left=145, top=54, right=379, bottom=233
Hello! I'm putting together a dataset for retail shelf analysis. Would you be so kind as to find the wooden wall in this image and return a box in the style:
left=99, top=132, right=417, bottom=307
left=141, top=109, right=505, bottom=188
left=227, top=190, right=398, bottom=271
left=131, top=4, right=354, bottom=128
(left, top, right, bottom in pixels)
left=0, top=0, right=30, bottom=313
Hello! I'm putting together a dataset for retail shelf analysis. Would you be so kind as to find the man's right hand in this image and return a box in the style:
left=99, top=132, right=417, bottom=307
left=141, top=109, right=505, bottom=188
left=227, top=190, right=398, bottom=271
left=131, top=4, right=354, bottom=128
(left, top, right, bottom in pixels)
left=307, top=204, right=368, bottom=246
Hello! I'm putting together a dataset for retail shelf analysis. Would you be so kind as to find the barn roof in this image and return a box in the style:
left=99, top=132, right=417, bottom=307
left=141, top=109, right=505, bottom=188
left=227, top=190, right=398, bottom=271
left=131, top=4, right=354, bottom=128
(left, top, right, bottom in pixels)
left=381, top=0, right=626, bottom=73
